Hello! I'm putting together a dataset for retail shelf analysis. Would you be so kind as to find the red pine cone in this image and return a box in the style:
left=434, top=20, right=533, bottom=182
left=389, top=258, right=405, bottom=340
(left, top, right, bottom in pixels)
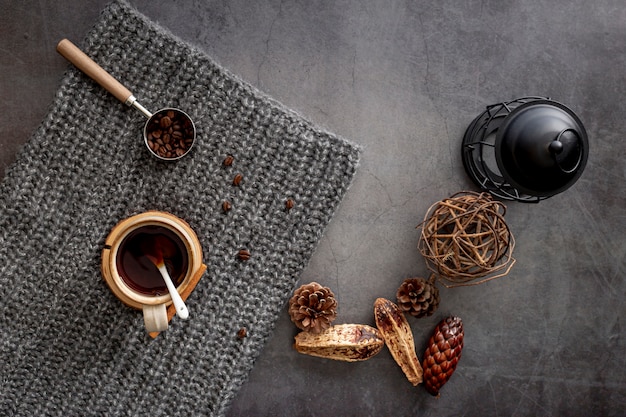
left=422, top=316, right=464, bottom=396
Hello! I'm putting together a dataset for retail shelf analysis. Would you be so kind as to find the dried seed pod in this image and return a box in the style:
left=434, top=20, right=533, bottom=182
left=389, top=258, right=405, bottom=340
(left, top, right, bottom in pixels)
left=294, top=324, right=384, bottom=362
left=422, top=316, right=464, bottom=397
left=374, top=298, right=423, bottom=386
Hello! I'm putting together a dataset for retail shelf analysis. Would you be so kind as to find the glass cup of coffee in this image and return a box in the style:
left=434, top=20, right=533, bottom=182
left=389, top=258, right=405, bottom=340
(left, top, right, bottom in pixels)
left=101, top=211, right=204, bottom=333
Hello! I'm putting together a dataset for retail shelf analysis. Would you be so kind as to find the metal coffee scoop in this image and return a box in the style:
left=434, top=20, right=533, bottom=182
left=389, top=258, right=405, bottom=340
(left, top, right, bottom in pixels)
left=56, top=39, right=196, bottom=161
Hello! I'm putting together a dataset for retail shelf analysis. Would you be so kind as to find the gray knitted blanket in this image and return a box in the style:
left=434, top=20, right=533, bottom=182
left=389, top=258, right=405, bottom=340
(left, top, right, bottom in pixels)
left=0, top=1, right=361, bottom=416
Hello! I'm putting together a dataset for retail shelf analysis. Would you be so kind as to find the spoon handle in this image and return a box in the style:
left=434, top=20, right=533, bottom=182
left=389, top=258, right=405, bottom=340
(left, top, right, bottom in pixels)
left=157, top=264, right=190, bottom=320
left=56, top=38, right=133, bottom=105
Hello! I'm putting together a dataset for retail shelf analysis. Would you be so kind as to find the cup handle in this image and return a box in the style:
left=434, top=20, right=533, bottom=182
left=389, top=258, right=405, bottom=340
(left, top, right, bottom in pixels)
left=143, top=304, right=168, bottom=333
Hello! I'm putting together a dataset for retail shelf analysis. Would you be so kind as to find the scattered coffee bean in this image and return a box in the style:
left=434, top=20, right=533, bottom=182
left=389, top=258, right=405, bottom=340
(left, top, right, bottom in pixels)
left=237, top=327, right=247, bottom=339
left=146, top=109, right=195, bottom=159
left=222, top=200, right=232, bottom=213
left=233, top=173, right=243, bottom=186
left=238, top=249, right=251, bottom=261
left=285, top=198, right=295, bottom=211
left=223, top=155, right=234, bottom=166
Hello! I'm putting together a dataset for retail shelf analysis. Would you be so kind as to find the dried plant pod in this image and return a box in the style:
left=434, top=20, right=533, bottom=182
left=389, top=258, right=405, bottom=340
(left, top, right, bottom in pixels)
left=294, top=324, right=385, bottom=362
left=417, top=191, right=515, bottom=287
left=374, top=298, right=423, bottom=386
left=422, top=316, right=464, bottom=397
left=396, top=276, right=440, bottom=318
left=288, top=282, right=338, bottom=333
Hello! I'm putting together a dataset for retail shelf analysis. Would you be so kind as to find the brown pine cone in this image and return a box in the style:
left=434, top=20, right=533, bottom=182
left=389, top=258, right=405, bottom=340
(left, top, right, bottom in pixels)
left=288, top=282, right=338, bottom=333
left=396, top=277, right=440, bottom=318
left=422, top=316, right=464, bottom=397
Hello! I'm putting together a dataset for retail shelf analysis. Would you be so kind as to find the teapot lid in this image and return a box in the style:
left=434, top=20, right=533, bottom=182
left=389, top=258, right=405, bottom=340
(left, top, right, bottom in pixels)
left=495, top=100, right=589, bottom=197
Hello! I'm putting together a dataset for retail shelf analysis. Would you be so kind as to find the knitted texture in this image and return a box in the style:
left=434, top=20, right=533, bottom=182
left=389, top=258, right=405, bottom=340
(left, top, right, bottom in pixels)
left=0, top=1, right=361, bottom=416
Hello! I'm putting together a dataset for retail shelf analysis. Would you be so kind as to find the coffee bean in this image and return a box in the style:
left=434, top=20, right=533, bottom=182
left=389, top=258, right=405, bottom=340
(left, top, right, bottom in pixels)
left=238, top=249, right=251, bottom=261
left=237, top=327, right=247, bottom=339
left=145, top=109, right=195, bottom=159
left=160, top=116, right=172, bottom=129
left=223, top=155, right=234, bottom=166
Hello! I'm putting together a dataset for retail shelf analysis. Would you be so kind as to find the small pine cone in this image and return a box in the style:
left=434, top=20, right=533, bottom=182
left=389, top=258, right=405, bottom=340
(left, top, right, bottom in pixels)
left=288, top=282, right=338, bottom=333
left=396, top=277, right=440, bottom=318
left=422, top=316, right=464, bottom=397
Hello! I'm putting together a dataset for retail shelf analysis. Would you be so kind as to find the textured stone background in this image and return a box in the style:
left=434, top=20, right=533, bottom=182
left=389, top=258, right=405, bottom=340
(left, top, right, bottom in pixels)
left=1, top=1, right=625, bottom=416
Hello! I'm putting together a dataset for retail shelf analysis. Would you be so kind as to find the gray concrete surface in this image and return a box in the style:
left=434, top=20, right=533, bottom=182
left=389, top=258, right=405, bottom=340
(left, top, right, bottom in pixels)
left=1, top=1, right=625, bottom=416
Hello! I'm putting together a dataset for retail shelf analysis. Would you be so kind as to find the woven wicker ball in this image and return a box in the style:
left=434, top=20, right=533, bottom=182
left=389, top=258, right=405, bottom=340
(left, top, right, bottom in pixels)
left=417, top=191, right=515, bottom=287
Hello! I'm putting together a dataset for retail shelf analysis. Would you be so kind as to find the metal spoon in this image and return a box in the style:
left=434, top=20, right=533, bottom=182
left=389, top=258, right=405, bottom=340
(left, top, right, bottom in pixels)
left=56, top=38, right=196, bottom=161
left=141, top=235, right=189, bottom=320
left=148, top=250, right=189, bottom=320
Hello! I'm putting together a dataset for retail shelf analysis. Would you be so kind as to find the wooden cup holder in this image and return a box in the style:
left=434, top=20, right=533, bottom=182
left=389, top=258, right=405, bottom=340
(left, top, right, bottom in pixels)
left=101, top=211, right=206, bottom=337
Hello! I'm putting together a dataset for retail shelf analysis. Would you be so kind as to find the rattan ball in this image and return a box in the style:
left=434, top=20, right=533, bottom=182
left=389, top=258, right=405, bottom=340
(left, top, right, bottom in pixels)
left=417, top=191, right=515, bottom=287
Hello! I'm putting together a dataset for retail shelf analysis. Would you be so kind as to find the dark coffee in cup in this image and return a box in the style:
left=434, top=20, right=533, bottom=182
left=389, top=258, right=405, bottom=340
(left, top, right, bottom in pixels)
left=102, top=211, right=205, bottom=333
left=116, top=225, right=189, bottom=296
